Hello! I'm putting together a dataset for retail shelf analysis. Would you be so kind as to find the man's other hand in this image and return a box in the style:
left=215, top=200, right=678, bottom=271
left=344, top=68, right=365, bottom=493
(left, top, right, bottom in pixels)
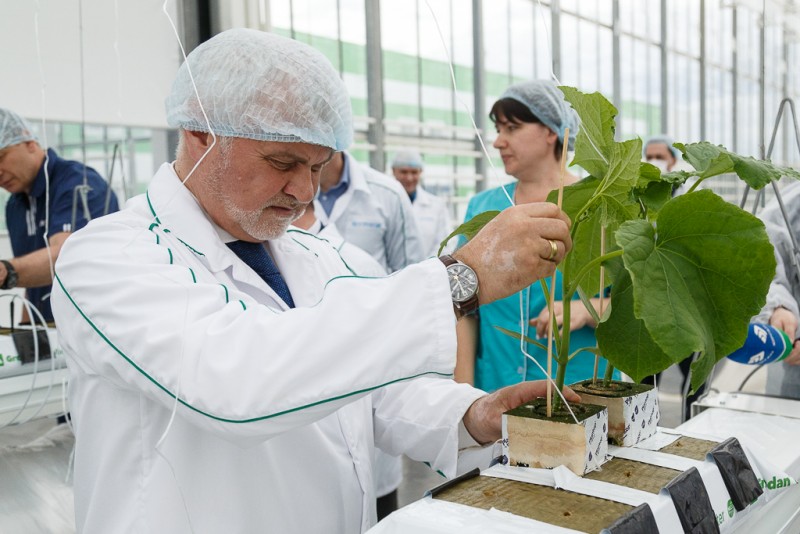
left=461, top=380, right=581, bottom=445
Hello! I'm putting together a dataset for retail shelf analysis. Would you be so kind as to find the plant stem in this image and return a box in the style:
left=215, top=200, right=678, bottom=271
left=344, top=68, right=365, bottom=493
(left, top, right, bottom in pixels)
left=685, top=175, right=707, bottom=194
left=552, top=276, right=572, bottom=411
left=552, top=352, right=569, bottom=412
left=602, top=363, right=615, bottom=386
left=566, top=249, right=624, bottom=298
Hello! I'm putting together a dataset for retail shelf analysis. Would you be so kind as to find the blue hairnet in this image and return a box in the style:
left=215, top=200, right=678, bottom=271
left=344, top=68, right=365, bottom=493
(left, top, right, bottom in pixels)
left=500, top=80, right=578, bottom=150
left=166, top=29, right=353, bottom=151
left=644, top=135, right=680, bottom=159
left=391, top=151, right=423, bottom=169
left=0, top=108, right=37, bottom=151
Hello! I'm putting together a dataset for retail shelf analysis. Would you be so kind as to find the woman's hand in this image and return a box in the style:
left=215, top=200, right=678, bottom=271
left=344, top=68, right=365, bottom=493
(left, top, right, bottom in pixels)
left=530, top=298, right=602, bottom=338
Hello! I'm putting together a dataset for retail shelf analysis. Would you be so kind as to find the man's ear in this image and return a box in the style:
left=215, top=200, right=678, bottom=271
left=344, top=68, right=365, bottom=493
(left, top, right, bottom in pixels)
left=182, top=129, right=216, bottom=159
left=23, top=140, right=41, bottom=154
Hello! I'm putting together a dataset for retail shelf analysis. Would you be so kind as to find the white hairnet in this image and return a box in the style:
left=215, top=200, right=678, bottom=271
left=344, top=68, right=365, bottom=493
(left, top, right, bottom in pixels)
left=501, top=80, right=578, bottom=150
left=0, top=108, right=37, bottom=151
left=166, top=28, right=353, bottom=151
left=644, top=135, right=680, bottom=159
left=391, top=151, right=423, bottom=169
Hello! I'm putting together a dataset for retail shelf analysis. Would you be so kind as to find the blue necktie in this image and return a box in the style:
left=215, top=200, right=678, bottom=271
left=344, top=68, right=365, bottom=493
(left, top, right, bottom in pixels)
left=226, top=240, right=295, bottom=308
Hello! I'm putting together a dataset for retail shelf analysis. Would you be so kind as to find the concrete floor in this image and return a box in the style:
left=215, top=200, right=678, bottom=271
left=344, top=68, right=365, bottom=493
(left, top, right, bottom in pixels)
left=0, top=417, right=75, bottom=534
left=0, top=359, right=771, bottom=532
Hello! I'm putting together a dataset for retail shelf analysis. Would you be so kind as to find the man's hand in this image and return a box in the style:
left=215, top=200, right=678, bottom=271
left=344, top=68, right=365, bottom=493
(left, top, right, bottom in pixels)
left=462, top=380, right=581, bottom=445
left=531, top=299, right=599, bottom=339
left=454, top=203, right=572, bottom=306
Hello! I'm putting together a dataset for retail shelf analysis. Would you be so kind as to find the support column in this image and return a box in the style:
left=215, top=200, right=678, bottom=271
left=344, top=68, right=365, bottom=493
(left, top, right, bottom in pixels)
left=612, top=0, right=621, bottom=139
left=473, top=0, right=487, bottom=192
left=365, top=0, right=386, bottom=170
left=660, top=0, right=668, bottom=134
left=551, top=0, right=562, bottom=79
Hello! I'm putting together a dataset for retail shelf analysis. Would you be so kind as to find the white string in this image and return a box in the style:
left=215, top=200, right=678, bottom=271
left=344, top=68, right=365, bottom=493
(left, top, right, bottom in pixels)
left=153, top=282, right=196, bottom=534
left=143, top=4, right=223, bottom=531
left=424, top=0, right=579, bottom=423
left=34, top=2, right=56, bottom=286
left=161, top=0, right=217, bottom=186
left=12, top=297, right=59, bottom=426
left=533, top=0, right=608, bottom=169
left=109, top=0, right=131, bottom=204
left=113, top=0, right=124, bottom=122
left=422, top=1, right=513, bottom=207
left=76, top=0, right=91, bottom=226
left=0, top=295, right=59, bottom=431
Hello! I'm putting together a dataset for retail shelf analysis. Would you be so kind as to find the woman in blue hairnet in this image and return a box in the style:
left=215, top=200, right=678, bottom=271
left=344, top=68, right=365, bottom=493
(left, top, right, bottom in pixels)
left=455, top=80, right=618, bottom=392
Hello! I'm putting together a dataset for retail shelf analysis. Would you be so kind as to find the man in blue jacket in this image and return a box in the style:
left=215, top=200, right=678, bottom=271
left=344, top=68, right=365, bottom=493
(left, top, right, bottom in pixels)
left=0, top=108, right=119, bottom=324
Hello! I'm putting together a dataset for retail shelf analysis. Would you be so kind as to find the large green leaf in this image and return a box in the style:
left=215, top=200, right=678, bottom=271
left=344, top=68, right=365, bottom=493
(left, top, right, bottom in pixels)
left=596, top=270, right=676, bottom=381
left=592, top=139, right=643, bottom=227
left=635, top=181, right=672, bottom=221
left=548, top=140, right=641, bottom=298
left=437, top=210, right=499, bottom=254
left=675, top=142, right=800, bottom=189
left=559, top=86, right=617, bottom=178
left=636, top=162, right=663, bottom=189
left=548, top=178, right=613, bottom=298
left=548, top=176, right=600, bottom=224
left=615, top=190, right=776, bottom=390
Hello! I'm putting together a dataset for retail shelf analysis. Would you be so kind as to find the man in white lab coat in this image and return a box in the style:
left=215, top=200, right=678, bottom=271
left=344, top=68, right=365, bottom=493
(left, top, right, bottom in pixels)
left=316, top=150, right=424, bottom=272
left=294, top=203, right=405, bottom=520
left=51, top=29, right=575, bottom=534
left=391, top=150, right=453, bottom=257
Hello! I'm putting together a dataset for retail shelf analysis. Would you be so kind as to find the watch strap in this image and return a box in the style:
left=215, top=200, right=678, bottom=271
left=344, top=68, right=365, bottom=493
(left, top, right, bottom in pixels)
left=0, top=260, right=17, bottom=290
left=438, top=255, right=480, bottom=318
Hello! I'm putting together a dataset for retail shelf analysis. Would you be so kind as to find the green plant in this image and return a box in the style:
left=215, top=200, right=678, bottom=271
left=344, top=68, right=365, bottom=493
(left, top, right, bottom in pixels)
left=443, top=87, right=800, bottom=410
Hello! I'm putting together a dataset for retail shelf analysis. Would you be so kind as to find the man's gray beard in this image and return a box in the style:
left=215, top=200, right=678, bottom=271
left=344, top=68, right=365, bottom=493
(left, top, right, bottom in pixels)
left=212, top=139, right=299, bottom=241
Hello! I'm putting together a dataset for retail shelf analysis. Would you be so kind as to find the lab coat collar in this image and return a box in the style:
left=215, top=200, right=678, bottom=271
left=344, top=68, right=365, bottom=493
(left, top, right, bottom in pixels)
left=414, top=186, right=436, bottom=207
left=144, top=163, right=258, bottom=275
left=144, top=164, right=319, bottom=310
left=314, top=151, right=371, bottom=226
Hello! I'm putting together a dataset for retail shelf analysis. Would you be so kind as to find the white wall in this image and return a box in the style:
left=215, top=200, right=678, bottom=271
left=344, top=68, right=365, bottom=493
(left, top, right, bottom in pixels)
left=1, top=1, right=188, bottom=324
left=2, top=0, right=183, bottom=128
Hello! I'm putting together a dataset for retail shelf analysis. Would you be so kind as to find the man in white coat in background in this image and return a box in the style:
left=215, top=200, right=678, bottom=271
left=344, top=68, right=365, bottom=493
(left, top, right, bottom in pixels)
left=391, top=150, right=453, bottom=257
left=293, top=203, right=403, bottom=520
left=51, top=29, right=576, bottom=534
left=316, top=149, right=424, bottom=272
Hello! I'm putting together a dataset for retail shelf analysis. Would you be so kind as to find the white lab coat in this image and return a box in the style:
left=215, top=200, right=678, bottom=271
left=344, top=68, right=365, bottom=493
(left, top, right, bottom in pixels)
left=313, top=222, right=403, bottom=498
left=314, top=152, right=424, bottom=272
left=412, top=186, right=453, bottom=258
left=755, top=181, right=800, bottom=398
left=51, top=163, right=489, bottom=534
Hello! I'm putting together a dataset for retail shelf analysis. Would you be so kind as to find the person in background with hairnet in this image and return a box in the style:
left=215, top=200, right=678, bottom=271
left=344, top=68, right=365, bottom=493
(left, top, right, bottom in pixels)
left=51, top=29, right=578, bottom=533
left=754, top=181, right=800, bottom=398
left=291, top=201, right=402, bottom=520
left=643, top=134, right=695, bottom=196
left=643, top=134, right=680, bottom=173
left=316, top=148, right=423, bottom=273
left=0, top=108, right=118, bottom=326
left=391, top=150, right=453, bottom=257
left=640, top=134, right=700, bottom=420
left=454, top=80, right=618, bottom=390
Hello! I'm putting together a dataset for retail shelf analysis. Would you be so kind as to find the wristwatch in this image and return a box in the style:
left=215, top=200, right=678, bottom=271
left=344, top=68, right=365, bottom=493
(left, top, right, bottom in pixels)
left=0, top=260, right=17, bottom=290
left=438, top=255, right=479, bottom=318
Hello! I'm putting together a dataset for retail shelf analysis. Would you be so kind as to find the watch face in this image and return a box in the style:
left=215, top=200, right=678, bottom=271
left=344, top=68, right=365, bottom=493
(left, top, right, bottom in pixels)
left=447, top=263, right=478, bottom=303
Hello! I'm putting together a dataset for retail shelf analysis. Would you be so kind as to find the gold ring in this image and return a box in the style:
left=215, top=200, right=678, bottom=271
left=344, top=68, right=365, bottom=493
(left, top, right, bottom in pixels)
left=547, top=239, right=558, bottom=261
